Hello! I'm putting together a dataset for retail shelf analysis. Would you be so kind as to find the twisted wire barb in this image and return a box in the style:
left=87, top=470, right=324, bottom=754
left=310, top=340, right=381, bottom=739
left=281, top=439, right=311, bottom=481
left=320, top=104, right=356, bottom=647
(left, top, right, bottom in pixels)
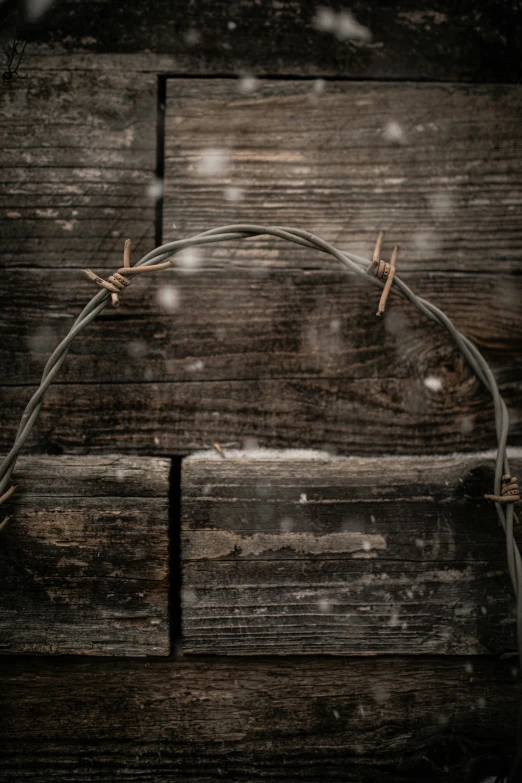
left=0, top=223, right=520, bottom=780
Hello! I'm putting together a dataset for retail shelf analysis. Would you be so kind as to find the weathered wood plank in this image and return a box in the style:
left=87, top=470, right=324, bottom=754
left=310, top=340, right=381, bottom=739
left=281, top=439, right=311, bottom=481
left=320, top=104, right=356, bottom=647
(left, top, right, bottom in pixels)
left=164, top=80, right=522, bottom=273
left=12, top=0, right=522, bottom=82
left=0, top=378, right=520, bottom=455
left=0, top=456, right=170, bottom=655
left=0, top=269, right=520, bottom=385
left=0, top=69, right=157, bottom=268
left=0, top=655, right=518, bottom=781
left=181, top=452, right=522, bottom=655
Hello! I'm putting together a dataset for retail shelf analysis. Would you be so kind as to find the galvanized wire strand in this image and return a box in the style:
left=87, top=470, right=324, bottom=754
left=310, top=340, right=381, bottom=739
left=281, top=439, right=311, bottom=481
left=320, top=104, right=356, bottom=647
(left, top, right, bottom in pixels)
left=0, top=223, right=520, bottom=779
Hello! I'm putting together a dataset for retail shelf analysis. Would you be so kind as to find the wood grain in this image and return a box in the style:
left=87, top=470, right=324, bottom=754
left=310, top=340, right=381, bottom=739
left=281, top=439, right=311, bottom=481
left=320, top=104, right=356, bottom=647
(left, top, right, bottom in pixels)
left=0, top=269, right=520, bottom=384
left=0, top=69, right=157, bottom=269
left=164, top=80, right=522, bottom=273
left=0, top=375, right=519, bottom=456
left=0, top=655, right=518, bottom=781
left=181, top=453, right=522, bottom=655
left=0, top=456, right=170, bottom=656
left=12, top=0, right=522, bottom=82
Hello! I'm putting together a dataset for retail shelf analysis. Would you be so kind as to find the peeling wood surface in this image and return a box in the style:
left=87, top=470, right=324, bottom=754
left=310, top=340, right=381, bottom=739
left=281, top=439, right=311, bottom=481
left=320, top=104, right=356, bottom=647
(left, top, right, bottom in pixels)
left=0, top=69, right=157, bottom=269
left=181, top=453, right=521, bottom=655
left=0, top=655, right=518, bottom=781
left=165, top=80, right=522, bottom=273
left=0, top=456, right=170, bottom=656
left=11, top=0, right=522, bottom=82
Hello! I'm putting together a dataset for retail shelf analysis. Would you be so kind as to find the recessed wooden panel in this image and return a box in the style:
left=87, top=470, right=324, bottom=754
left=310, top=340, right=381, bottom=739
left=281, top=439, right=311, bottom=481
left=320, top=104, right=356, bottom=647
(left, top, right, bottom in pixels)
left=0, top=656, right=517, bottom=781
left=164, top=80, right=522, bottom=273
left=181, top=452, right=521, bottom=655
left=0, top=456, right=170, bottom=656
left=0, top=69, right=156, bottom=268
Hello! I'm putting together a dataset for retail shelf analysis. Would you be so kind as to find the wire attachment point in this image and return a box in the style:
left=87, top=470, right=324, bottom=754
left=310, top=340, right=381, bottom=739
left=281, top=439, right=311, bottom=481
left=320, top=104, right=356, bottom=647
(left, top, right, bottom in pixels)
left=367, top=231, right=399, bottom=316
left=485, top=475, right=520, bottom=525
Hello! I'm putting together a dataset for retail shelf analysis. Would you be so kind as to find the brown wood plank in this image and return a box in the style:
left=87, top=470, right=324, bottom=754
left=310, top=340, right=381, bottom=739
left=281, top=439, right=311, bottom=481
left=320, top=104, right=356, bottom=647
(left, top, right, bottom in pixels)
left=164, top=80, right=522, bottom=273
left=0, top=378, right=520, bottom=456
left=12, top=1, right=522, bottom=82
left=0, top=655, right=518, bottom=781
left=0, top=456, right=170, bottom=656
left=0, top=268, right=520, bottom=385
left=0, top=69, right=157, bottom=268
left=181, top=452, right=521, bottom=655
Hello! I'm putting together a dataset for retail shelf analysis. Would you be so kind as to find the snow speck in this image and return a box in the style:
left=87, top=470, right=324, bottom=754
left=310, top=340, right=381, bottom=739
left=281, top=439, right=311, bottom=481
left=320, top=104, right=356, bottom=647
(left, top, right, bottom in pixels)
left=182, top=588, right=198, bottom=606
left=299, top=493, right=308, bottom=504
left=26, top=0, right=54, bottom=22
left=154, top=436, right=160, bottom=446
left=184, top=29, right=200, bottom=46
left=332, top=709, right=340, bottom=719
left=196, top=148, right=230, bottom=176
left=313, top=78, right=326, bottom=94
left=415, top=538, right=425, bottom=549
left=389, top=609, right=400, bottom=627
left=156, top=285, right=181, bottom=314
left=371, top=686, right=390, bottom=704
left=177, top=247, right=202, bottom=271
left=424, top=375, right=442, bottom=392
left=228, top=20, right=237, bottom=30
left=464, top=661, right=474, bottom=674
left=126, top=340, right=148, bottom=359
left=186, top=359, right=204, bottom=372
left=146, top=178, right=164, bottom=200
left=280, top=516, right=294, bottom=532
left=318, top=598, right=332, bottom=613
left=115, top=469, right=126, bottom=482
left=243, top=437, right=259, bottom=451
left=459, top=415, right=475, bottom=434
left=383, top=120, right=406, bottom=145
left=237, top=74, right=259, bottom=94
left=27, top=326, right=56, bottom=356
left=362, top=539, right=371, bottom=552
left=357, top=704, right=365, bottom=718
left=225, top=186, right=244, bottom=202
left=313, top=7, right=372, bottom=42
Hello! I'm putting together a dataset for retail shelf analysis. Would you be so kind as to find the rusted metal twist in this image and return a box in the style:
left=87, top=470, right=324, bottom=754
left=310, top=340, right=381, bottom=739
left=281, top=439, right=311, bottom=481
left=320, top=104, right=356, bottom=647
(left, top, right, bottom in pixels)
left=366, top=231, right=399, bottom=316
left=485, top=474, right=520, bottom=525
left=82, top=238, right=175, bottom=307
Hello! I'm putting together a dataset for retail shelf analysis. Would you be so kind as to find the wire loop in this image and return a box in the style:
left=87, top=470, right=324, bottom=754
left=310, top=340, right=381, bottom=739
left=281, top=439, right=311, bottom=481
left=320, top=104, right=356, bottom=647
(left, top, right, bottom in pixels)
left=366, top=231, right=399, bottom=315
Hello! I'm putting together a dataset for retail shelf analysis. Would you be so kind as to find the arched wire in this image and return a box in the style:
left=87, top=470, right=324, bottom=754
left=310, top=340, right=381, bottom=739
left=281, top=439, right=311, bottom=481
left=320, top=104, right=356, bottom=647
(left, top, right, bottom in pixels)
left=0, top=224, right=520, bottom=780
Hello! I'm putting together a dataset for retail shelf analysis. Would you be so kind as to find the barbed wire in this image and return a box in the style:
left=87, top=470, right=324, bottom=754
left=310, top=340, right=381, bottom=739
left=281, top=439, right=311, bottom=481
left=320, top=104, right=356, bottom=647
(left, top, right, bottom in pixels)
left=0, top=223, right=520, bottom=779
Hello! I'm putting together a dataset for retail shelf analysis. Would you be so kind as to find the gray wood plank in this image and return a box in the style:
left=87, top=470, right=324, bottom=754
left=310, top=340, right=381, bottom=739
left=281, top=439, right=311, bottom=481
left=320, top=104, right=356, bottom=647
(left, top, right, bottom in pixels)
left=0, top=456, right=170, bottom=656
left=181, top=452, right=522, bottom=655
left=11, top=0, right=522, bottom=82
left=0, top=655, right=518, bottom=781
left=164, top=80, right=522, bottom=273
left=0, top=69, right=157, bottom=268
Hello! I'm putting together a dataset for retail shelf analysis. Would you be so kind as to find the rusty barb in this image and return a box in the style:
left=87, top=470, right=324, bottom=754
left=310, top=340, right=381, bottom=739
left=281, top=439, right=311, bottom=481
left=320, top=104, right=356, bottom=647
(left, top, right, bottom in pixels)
left=82, top=239, right=174, bottom=307
left=366, top=231, right=399, bottom=316
left=485, top=475, right=520, bottom=525
left=0, top=485, right=16, bottom=532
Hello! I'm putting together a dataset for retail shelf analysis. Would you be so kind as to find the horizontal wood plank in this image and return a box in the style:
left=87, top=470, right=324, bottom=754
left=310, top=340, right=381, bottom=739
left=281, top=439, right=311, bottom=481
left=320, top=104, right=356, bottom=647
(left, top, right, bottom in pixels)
left=0, top=377, right=519, bottom=455
left=0, top=69, right=157, bottom=268
left=165, top=80, right=522, bottom=273
left=0, top=456, right=170, bottom=656
left=181, top=452, right=521, bottom=655
left=12, top=0, right=522, bottom=82
left=0, top=655, right=518, bottom=781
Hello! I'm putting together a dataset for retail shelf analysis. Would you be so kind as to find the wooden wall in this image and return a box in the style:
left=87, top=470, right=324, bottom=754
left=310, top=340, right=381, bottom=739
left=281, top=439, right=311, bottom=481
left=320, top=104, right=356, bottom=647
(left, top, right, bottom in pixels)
left=0, top=1, right=521, bottom=780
